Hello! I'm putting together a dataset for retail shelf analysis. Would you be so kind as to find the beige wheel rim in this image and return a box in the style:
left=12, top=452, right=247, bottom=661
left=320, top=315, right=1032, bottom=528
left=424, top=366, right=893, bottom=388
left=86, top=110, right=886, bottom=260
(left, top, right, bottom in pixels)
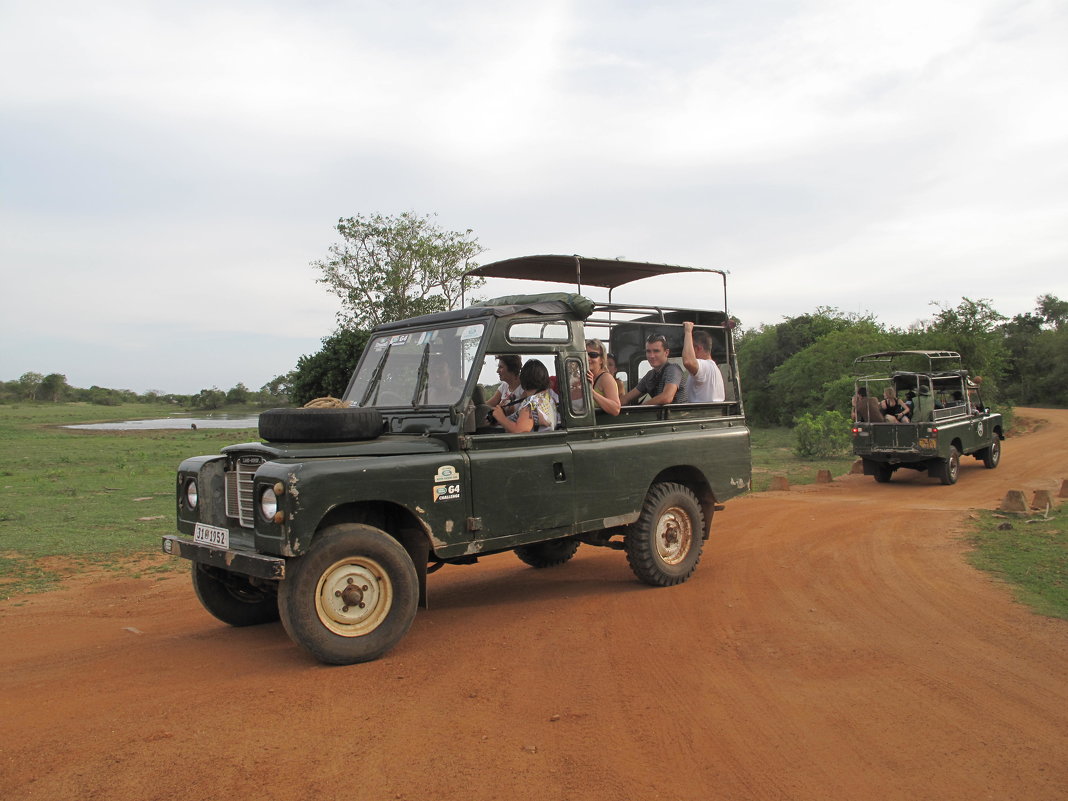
left=655, top=506, right=693, bottom=565
left=315, top=557, right=393, bottom=637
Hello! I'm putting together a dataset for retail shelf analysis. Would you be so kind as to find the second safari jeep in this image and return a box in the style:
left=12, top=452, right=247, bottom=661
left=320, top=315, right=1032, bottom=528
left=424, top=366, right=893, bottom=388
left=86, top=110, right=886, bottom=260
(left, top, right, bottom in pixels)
left=163, top=255, right=752, bottom=664
left=851, top=350, right=1004, bottom=484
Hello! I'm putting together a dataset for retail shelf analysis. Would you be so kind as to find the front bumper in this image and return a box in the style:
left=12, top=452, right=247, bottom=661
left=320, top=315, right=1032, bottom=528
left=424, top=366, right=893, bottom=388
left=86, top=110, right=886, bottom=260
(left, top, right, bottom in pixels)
left=162, top=536, right=286, bottom=580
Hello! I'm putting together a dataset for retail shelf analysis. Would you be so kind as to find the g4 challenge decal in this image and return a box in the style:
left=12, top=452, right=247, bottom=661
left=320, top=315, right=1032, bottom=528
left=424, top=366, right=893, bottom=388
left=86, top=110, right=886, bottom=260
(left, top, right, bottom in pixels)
left=433, top=465, right=461, bottom=502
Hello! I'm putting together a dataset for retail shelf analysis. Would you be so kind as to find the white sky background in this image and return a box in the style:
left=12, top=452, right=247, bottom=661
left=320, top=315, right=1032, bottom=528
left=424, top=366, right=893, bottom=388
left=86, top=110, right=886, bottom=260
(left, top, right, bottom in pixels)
left=1, top=0, right=1066, bottom=394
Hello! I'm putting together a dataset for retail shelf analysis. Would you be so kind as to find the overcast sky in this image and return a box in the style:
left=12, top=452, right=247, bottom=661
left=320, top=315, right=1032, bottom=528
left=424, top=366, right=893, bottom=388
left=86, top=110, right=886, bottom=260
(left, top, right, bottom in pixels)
left=2, top=0, right=1065, bottom=394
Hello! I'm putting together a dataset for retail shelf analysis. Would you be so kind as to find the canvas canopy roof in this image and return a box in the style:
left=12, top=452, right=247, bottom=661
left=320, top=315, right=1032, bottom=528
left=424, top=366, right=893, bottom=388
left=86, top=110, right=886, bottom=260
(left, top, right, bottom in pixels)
left=464, top=254, right=722, bottom=291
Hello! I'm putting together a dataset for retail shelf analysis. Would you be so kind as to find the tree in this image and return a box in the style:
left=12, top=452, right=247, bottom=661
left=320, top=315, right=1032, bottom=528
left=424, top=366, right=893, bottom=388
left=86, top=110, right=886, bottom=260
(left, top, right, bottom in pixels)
left=16, top=372, right=43, bottom=400
left=38, top=373, right=69, bottom=402
left=312, top=212, right=485, bottom=329
left=291, top=328, right=371, bottom=406
left=259, top=373, right=294, bottom=406
left=225, top=383, right=250, bottom=405
left=193, top=388, right=226, bottom=410
left=1037, top=294, right=1068, bottom=330
left=922, top=297, right=1008, bottom=398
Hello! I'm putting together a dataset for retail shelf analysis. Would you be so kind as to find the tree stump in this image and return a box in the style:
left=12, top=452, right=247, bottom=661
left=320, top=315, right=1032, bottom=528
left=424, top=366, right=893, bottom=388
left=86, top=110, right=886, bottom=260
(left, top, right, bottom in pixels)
left=770, top=475, right=790, bottom=491
left=850, top=460, right=864, bottom=474
left=1059, top=479, right=1068, bottom=499
left=816, top=469, right=832, bottom=484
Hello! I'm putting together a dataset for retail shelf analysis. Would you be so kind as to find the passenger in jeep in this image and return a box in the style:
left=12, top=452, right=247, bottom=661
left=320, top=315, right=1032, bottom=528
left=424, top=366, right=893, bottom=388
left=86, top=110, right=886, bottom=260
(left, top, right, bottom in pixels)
left=682, top=321, right=726, bottom=403
left=491, top=360, right=557, bottom=432
left=620, top=333, right=687, bottom=406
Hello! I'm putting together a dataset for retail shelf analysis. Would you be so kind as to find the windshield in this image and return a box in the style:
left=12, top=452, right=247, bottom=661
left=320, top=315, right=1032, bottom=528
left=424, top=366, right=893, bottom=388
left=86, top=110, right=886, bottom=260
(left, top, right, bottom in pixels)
left=345, top=323, right=485, bottom=408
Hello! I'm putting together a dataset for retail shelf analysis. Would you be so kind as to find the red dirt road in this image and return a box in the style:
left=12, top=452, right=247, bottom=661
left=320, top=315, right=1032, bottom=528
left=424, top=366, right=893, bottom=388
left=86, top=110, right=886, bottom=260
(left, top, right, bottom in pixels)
left=3, top=410, right=1067, bottom=801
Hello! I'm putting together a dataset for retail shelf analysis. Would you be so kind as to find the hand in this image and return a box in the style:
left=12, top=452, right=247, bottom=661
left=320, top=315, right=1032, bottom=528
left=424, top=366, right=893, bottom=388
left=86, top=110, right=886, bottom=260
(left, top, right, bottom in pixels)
left=683, top=321, right=694, bottom=333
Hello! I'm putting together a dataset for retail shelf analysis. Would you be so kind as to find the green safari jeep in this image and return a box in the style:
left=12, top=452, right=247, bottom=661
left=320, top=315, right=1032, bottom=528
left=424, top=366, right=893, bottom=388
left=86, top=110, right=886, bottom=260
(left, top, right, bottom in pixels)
left=162, top=255, right=752, bottom=664
left=851, top=350, right=1004, bottom=484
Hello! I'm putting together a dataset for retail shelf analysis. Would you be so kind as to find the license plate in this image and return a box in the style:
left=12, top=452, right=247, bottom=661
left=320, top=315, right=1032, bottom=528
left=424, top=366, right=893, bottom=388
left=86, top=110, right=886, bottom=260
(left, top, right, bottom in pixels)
left=918, top=438, right=937, bottom=449
left=194, top=523, right=229, bottom=549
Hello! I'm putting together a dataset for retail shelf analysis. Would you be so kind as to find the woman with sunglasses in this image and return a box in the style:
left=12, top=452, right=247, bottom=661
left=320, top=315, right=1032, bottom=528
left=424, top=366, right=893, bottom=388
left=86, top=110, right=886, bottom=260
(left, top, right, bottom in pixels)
left=585, top=338, right=621, bottom=415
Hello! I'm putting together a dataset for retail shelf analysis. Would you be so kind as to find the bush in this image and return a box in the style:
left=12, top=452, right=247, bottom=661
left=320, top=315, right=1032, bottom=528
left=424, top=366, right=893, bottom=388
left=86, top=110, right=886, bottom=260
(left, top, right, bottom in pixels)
left=794, top=410, right=852, bottom=458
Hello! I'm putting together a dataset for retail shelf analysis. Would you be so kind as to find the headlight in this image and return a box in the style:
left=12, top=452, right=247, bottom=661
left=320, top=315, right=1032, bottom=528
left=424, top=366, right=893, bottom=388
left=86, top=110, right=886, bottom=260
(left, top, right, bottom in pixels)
left=259, top=486, right=279, bottom=520
left=185, top=478, right=198, bottom=510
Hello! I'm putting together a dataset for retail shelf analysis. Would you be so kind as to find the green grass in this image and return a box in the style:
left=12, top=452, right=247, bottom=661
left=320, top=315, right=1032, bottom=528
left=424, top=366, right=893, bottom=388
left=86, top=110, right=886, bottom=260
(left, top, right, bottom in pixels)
left=0, top=402, right=259, bottom=599
left=966, top=508, right=1068, bottom=620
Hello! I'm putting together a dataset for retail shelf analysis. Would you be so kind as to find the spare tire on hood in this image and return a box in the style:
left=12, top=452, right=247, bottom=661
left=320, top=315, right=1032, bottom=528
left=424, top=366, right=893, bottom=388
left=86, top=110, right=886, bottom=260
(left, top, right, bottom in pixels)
left=259, top=407, right=384, bottom=443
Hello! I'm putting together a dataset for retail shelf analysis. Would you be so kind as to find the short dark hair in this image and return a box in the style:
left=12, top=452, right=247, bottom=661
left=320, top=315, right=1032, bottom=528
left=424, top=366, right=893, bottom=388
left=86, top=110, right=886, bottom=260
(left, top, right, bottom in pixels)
left=496, top=354, right=522, bottom=376
left=519, top=360, right=550, bottom=393
left=645, top=333, right=668, bottom=347
left=692, top=329, right=713, bottom=353
left=857, top=386, right=868, bottom=397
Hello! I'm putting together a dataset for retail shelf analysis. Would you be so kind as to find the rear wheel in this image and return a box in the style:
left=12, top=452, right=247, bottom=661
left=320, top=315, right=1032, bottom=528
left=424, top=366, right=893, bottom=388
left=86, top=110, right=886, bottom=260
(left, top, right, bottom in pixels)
left=278, top=524, right=418, bottom=664
left=938, top=446, right=961, bottom=485
left=980, top=438, right=1001, bottom=469
left=191, top=563, right=279, bottom=627
left=873, top=462, right=894, bottom=483
left=515, top=538, right=580, bottom=568
left=625, top=482, right=704, bottom=587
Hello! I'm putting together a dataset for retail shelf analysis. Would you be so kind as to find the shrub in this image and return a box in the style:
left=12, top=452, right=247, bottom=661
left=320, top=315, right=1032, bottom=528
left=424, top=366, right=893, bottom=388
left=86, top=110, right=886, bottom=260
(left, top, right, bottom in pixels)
left=794, top=410, right=852, bottom=458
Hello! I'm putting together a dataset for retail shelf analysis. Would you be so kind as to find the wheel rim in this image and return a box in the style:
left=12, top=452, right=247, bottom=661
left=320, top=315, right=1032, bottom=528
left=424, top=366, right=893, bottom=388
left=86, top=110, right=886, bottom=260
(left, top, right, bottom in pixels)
left=991, top=440, right=1000, bottom=465
left=949, top=453, right=959, bottom=480
left=655, top=506, right=693, bottom=565
left=314, top=557, right=393, bottom=637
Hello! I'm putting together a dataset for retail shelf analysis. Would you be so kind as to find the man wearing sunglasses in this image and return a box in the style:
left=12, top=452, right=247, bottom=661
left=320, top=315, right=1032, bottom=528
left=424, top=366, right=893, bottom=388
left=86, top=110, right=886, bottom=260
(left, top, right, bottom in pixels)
left=620, top=333, right=687, bottom=406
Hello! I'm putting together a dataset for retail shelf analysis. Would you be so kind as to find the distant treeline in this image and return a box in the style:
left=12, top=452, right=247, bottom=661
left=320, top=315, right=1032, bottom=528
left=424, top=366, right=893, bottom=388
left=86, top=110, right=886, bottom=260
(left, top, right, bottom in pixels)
left=6, top=294, right=1065, bottom=420
left=0, top=373, right=292, bottom=409
left=737, top=294, right=1067, bottom=426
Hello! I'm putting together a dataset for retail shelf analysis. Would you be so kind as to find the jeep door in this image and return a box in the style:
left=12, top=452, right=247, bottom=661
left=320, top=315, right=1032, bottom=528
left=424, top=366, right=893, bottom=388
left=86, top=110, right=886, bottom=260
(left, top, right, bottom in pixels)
left=465, top=430, right=575, bottom=542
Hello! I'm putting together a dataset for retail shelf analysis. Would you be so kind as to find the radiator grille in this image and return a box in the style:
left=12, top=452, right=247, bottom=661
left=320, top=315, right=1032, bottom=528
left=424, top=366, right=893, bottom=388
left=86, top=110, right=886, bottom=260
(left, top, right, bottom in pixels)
left=225, top=456, right=264, bottom=528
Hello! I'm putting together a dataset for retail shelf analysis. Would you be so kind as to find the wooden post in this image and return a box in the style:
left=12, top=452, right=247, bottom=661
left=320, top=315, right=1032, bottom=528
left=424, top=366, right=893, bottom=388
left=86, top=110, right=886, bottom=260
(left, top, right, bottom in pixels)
left=770, top=475, right=790, bottom=491
left=999, top=490, right=1028, bottom=513
left=816, top=469, right=832, bottom=483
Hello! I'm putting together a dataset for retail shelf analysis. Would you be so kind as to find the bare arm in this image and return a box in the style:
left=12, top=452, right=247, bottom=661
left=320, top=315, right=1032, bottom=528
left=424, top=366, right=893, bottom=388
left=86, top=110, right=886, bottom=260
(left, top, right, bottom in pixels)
left=644, top=382, right=679, bottom=405
left=591, top=372, right=621, bottom=415
left=491, top=403, right=534, bottom=433
left=682, top=321, right=699, bottom=376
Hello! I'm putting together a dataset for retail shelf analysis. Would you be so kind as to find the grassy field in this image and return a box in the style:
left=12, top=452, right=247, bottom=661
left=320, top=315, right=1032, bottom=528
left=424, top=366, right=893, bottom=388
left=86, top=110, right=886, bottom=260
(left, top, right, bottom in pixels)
left=0, top=403, right=259, bottom=599
left=1, top=403, right=1064, bottom=621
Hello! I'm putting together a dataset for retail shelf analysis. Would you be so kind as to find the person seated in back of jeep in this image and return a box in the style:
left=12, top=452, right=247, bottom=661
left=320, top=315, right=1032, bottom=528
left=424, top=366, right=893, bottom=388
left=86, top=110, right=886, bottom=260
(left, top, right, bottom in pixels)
left=586, top=338, right=621, bottom=415
left=491, top=360, right=557, bottom=433
left=620, top=333, right=688, bottom=406
left=852, top=387, right=883, bottom=422
left=880, top=387, right=910, bottom=423
left=682, top=321, right=726, bottom=402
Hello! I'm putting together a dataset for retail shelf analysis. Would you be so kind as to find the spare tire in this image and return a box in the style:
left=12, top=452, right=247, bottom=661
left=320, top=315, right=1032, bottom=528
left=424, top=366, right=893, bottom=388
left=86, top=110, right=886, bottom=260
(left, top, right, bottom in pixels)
left=259, top=407, right=384, bottom=443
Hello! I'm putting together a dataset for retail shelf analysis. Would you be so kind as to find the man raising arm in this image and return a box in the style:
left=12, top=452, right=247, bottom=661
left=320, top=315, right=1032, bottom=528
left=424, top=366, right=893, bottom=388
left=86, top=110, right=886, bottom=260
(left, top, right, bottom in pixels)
left=682, top=321, right=726, bottom=403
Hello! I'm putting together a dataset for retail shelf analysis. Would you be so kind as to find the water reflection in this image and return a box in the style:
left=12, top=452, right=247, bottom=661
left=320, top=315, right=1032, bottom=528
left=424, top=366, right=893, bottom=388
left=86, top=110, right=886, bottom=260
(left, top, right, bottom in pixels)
left=66, top=414, right=259, bottom=431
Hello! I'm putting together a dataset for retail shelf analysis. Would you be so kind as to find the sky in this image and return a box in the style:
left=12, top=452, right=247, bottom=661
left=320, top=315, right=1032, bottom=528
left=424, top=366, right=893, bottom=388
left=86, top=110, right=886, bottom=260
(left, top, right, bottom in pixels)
left=2, top=0, right=1066, bottom=394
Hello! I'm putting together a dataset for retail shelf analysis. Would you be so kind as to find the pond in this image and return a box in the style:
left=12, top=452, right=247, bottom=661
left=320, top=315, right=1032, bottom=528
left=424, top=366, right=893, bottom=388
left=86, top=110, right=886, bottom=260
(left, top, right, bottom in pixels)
left=66, top=413, right=260, bottom=431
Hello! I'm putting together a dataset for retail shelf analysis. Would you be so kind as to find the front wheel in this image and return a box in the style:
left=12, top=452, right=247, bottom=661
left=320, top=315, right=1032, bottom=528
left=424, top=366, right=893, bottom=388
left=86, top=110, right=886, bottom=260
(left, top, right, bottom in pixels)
left=980, top=438, right=1001, bottom=469
left=938, top=446, right=961, bottom=485
left=278, top=524, right=418, bottom=664
left=625, top=482, right=705, bottom=587
left=191, top=563, right=279, bottom=627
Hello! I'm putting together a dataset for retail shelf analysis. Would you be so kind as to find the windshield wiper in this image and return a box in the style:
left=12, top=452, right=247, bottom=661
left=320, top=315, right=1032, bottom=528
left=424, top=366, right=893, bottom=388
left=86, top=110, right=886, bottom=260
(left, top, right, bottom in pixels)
left=411, top=343, right=431, bottom=407
left=359, top=343, right=392, bottom=407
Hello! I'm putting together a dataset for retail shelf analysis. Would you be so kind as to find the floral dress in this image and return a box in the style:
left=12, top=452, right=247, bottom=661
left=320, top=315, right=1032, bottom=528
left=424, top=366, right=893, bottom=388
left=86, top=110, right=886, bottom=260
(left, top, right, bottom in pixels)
left=509, top=390, right=557, bottom=431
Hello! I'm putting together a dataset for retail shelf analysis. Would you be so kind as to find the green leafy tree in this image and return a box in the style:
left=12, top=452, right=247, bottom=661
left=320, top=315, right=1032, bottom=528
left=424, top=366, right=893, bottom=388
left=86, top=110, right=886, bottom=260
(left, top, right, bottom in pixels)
left=16, top=371, right=44, bottom=400
left=225, top=383, right=250, bottom=405
left=291, top=328, right=371, bottom=406
left=193, top=388, right=226, bottom=410
left=259, top=373, right=294, bottom=406
left=921, top=298, right=1008, bottom=394
left=38, top=373, right=69, bottom=402
left=312, top=211, right=485, bottom=329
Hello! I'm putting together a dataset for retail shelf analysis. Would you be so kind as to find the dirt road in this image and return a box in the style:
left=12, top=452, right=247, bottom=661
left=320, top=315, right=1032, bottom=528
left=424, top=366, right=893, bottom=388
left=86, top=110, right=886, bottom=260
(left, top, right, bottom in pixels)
left=3, top=410, right=1067, bottom=801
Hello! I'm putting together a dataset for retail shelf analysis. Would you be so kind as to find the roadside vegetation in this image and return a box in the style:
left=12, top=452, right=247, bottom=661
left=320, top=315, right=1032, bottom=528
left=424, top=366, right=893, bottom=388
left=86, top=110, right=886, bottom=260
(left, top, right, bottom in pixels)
left=966, top=509, right=1068, bottom=620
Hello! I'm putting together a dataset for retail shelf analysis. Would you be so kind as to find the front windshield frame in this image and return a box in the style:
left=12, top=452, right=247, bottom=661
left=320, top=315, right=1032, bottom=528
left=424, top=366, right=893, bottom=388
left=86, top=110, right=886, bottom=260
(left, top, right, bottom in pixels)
left=344, top=322, right=486, bottom=409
